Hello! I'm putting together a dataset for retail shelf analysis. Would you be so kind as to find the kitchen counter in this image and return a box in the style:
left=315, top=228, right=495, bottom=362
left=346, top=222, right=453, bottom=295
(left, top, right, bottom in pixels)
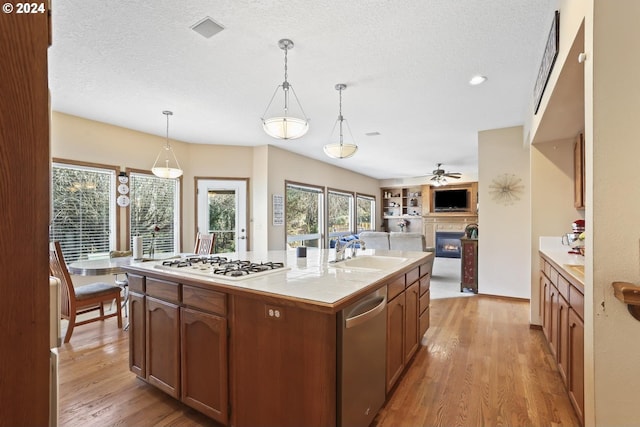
left=123, top=248, right=434, bottom=427
left=123, top=247, right=431, bottom=311
left=539, top=236, right=585, bottom=285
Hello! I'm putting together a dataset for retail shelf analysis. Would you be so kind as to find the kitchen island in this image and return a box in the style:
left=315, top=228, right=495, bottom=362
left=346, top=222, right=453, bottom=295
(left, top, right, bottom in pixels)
left=122, top=248, right=433, bottom=427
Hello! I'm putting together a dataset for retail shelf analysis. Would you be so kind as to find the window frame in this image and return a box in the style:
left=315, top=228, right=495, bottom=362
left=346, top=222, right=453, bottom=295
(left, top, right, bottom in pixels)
left=356, top=192, right=376, bottom=233
left=284, top=181, right=324, bottom=248
left=126, top=167, right=183, bottom=255
left=327, top=187, right=356, bottom=240
left=50, top=158, right=119, bottom=261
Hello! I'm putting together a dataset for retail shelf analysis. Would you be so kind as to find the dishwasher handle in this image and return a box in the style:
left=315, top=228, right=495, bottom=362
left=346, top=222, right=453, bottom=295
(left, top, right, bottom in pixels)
left=344, top=294, right=387, bottom=329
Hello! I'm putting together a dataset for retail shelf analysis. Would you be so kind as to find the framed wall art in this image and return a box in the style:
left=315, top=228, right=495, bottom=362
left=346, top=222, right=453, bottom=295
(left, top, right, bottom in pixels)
left=533, top=10, right=560, bottom=114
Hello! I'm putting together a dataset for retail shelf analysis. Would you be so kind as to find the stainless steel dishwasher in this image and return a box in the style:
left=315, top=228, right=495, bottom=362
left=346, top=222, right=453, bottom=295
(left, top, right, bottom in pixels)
left=338, top=286, right=387, bottom=427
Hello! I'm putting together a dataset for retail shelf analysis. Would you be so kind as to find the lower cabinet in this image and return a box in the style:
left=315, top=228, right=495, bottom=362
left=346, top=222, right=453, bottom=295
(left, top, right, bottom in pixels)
left=128, top=274, right=229, bottom=426
left=405, top=281, right=419, bottom=361
left=539, top=255, right=584, bottom=426
left=181, top=307, right=228, bottom=423
left=386, top=291, right=405, bottom=392
left=386, top=258, right=433, bottom=393
left=568, top=308, right=584, bottom=424
left=129, top=291, right=146, bottom=378
left=146, top=296, right=180, bottom=398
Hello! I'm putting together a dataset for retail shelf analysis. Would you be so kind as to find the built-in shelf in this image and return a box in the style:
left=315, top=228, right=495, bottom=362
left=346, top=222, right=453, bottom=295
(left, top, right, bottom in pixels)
left=612, top=281, right=640, bottom=321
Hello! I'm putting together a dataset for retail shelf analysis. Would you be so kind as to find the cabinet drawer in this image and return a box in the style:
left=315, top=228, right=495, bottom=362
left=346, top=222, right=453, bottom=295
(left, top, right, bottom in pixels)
left=549, top=266, right=559, bottom=286
left=543, top=259, right=551, bottom=279
left=419, top=260, right=432, bottom=278
left=570, top=286, right=584, bottom=320
left=419, top=289, right=430, bottom=314
left=183, top=285, right=227, bottom=316
left=147, top=277, right=180, bottom=303
left=387, top=274, right=406, bottom=301
left=406, top=267, right=420, bottom=286
left=128, top=273, right=145, bottom=293
left=557, top=275, right=570, bottom=301
left=419, top=275, right=430, bottom=295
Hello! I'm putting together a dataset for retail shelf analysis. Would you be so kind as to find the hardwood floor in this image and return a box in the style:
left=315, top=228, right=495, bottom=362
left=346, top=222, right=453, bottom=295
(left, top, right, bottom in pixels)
left=58, top=295, right=579, bottom=427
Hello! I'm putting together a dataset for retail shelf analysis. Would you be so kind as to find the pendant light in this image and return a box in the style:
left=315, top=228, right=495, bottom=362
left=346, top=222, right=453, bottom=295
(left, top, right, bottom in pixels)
left=152, top=110, right=183, bottom=179
left=323, top=83, right=358, bottom=159
left=261, top=39, right=309, bottom=140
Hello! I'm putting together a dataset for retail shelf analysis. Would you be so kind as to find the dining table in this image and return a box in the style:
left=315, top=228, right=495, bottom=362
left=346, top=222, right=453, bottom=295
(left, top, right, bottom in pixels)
left=67, top=256, right=135, bottom=276
left=68, top=256, right=141, bottom=331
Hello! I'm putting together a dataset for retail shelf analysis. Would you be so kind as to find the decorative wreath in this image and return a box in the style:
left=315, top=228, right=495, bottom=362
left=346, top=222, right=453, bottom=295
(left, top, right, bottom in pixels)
left=489, top=174, right=524, bottom=206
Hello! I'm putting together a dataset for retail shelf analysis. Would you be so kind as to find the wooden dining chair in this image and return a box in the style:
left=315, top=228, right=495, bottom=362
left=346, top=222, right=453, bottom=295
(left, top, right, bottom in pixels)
left=49, top=241, right=123, bottom=343
left=193, top=232, right=215, bottom=255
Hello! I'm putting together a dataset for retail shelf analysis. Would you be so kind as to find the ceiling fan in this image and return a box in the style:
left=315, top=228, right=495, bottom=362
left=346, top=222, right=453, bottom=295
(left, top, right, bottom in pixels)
left=424, top=163, right=461, bottom=186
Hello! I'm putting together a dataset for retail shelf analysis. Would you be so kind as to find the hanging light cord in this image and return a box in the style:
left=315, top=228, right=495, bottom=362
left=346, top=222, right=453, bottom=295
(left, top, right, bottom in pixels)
left=165, top=112, right=170, bottom=148
left=338, top=87, right=344, bottom=146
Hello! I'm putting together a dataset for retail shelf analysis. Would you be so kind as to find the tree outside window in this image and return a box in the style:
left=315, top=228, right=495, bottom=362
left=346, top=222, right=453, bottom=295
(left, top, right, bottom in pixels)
left=129, top=172, right=180, bottom=255
left=328, top=190, right=354, bottom=239
left=357, top=195, right=376, bottom=232
left=286, top=183, right=323, bottom=248
left=50, top=163, right=116, bottom=262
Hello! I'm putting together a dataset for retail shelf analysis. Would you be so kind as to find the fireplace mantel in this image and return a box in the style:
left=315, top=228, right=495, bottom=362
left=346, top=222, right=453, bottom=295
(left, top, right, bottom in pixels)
left=422, top=213, right=478, bottom=249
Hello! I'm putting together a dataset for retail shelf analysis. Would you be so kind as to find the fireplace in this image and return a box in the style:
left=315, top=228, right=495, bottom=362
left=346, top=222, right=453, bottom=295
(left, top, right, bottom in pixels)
left=435, top=231, right=464, bottom=258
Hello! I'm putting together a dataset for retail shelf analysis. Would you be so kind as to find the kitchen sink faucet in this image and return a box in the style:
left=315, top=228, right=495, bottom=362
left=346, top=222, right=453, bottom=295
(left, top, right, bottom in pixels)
left=334, top=239, right=367, bottom=262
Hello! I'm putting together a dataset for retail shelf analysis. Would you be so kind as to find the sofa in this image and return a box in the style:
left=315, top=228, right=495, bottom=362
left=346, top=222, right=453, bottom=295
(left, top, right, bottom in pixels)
left=359, top=231, right=427, bottom=252
left=331, top=231, right=429, bottom=252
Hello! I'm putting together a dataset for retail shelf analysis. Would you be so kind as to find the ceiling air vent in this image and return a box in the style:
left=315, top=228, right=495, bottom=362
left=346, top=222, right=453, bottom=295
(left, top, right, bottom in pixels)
left=191, top=17, right=225, bottom=39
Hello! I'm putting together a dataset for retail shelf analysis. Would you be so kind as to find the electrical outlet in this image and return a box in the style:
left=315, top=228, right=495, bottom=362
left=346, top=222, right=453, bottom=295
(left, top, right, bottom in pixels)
left=265, top=305, right=283, bottom=320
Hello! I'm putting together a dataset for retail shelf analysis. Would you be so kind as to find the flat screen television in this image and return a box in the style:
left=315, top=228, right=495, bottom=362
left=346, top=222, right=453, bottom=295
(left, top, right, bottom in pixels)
left=434, top=189, right=468, bottom=212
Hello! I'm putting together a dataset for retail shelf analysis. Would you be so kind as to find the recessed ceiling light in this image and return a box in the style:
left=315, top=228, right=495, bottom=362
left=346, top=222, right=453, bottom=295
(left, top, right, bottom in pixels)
left=191, top=17, right=225, bottom=39
left=365, top=132, right=381, bottom=136
left=469, top=75, right=487, bottom=86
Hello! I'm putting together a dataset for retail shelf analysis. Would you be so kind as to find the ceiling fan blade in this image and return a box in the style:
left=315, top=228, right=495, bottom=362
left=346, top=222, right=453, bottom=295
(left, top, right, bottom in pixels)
left=444, top=175, right=461, bottom=179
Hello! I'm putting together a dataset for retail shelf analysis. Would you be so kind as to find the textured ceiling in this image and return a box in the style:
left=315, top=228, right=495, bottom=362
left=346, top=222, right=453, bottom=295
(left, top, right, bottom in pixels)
left=48, top=0, right=558, bottom=180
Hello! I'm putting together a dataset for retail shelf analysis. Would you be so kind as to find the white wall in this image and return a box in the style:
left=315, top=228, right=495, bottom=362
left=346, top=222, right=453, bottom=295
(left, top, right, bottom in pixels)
left=478, top=126, right=531, bottom=299
left=264, top=145, right=381, bottom=250
left=587, top=1, right=640, bottom=425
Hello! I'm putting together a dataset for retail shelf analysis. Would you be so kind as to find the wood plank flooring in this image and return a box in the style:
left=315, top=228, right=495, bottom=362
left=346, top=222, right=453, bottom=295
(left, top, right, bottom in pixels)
left=58, top=295, right=579, bottom=427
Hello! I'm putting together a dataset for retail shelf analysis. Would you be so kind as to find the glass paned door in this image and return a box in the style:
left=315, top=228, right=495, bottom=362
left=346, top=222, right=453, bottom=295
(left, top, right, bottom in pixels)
left=197, top=179, right=247, bottom=253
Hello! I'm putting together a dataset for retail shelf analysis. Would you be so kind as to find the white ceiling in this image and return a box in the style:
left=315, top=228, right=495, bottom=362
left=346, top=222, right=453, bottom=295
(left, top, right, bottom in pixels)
left=48, top=0, right=557, bottom=180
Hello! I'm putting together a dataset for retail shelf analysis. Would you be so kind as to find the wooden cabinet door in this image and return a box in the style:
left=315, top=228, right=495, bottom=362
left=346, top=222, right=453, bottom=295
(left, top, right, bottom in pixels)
left=181, top=308, right=228, bottom=424
left=557, top=295, right=570, bottom=385
left=549, top=285, right=559, bottom=359
left=129, top=292, right=146, bottom=378
left=386, top=293, right=405, bottom=393
left=542, top=276, right=552, bottom=342
left=568, top=309, right=585, bottom=425
left=405, top=282, right=419, bottom=361
left=539, top=274, right=548, bottom=328
left=146, top=296, right=180, bottom=398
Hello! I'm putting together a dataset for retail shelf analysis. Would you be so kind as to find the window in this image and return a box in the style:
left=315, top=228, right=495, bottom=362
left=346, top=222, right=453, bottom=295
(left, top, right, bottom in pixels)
left=356, top=194, right=376, bottom=232
left=328, top=190, right=354, bottom=239
left=285, top=183, right=323, bottom=248
left=50, top=162, right=116, bottom=262
left=129, top=172, right=180, bottom=256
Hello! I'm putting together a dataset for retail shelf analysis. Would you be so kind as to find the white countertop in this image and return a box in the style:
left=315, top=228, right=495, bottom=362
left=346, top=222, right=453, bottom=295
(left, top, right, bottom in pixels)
left=125, top=248, right=431, bottom=306
left=539, top=236, right=584, bottom=284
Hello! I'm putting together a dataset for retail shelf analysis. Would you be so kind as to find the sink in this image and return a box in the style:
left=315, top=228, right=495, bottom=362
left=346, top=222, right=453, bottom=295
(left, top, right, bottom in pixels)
left=333, top=255, right=408, bottom=271
left=564, top=264, right=584, bottom=278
